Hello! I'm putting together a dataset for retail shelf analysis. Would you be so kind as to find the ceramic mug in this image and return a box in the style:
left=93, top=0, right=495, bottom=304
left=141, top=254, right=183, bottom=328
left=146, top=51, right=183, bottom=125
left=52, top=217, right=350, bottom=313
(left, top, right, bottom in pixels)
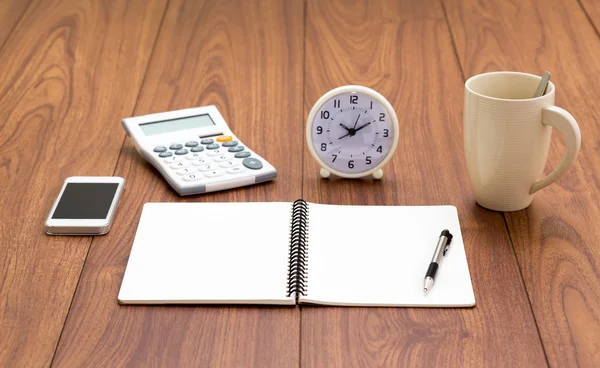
left=464, top=71, right=581, bottom=211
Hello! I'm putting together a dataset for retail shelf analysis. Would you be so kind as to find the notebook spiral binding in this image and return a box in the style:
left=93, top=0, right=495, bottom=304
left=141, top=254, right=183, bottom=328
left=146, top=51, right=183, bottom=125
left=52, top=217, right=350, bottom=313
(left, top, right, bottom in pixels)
left=287, top=199, right=309, bottom=300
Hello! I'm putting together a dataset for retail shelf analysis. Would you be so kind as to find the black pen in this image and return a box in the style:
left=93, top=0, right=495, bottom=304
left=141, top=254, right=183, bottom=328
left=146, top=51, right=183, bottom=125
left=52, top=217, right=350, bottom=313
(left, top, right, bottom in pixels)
left=423, top=229, right=453, bottom=293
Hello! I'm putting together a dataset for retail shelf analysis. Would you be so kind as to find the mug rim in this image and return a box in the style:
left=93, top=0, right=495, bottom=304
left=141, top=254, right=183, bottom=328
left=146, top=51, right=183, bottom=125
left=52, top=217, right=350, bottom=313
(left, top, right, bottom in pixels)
left=465, top=71, right=555, bottom=102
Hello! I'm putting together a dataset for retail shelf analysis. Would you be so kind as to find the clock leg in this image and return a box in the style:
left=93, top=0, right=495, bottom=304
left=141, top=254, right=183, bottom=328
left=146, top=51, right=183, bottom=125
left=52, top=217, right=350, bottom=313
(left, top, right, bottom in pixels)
left=373, top=169, right=383, bottom=180
left=320, top=167, right=331, bottom=178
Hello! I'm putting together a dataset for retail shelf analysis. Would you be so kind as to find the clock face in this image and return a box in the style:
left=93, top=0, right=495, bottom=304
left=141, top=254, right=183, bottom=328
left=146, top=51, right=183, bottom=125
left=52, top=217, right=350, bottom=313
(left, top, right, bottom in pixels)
left=310, top=92, right=395, bottom=175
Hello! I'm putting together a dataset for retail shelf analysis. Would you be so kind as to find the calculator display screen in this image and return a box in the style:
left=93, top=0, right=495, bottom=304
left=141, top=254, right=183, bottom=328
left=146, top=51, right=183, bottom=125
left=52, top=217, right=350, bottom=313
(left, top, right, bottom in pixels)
left=140, top=114, right=215, bottom=136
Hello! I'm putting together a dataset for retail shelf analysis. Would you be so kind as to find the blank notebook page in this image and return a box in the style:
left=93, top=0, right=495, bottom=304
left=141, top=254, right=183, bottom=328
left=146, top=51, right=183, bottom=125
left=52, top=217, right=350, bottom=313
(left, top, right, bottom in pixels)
left=118, top=202, right=294, bottom=305
left=301, top=204, right=475, bottom=307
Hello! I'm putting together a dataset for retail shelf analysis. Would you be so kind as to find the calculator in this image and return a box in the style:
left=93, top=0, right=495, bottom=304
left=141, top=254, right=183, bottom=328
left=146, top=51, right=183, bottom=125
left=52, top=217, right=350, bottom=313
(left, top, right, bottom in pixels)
left=121, top=106, right=277, bottom=195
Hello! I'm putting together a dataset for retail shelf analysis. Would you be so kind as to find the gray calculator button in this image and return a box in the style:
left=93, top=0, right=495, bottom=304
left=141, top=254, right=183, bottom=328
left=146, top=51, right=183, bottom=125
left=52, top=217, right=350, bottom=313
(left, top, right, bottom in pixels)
left=243, top=157, right=263, bottom=170
left=154, top=146, right=168, bottom=153
left=228, top=146, right=244, bottom=153
left=206, top=143, right=219, bottom=150
left=169, top=143, right=183, bottom=150
left=234, top=151, right=251, bottom=158
left=159, top=151, right=173, bottom=158
left=182, top=173, right=202, bottom=181
left=222, top=141, right=238, bottom=147
left=191, top=146, right=204, bottom=152
left=200, top=139, right=214, bottom=144
left=185, top=141, right=199, bottom=147
left=175, top=149, right=189, bottom=155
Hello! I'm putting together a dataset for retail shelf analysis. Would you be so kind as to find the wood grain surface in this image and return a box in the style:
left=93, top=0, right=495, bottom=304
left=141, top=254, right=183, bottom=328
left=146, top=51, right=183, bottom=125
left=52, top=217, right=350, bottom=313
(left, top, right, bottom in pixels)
left=582, top=0, right=600, bottom=34
left=52, top=0, right=304, bottom=366
left=0, top=0, right=166, bottom=366
left=301, top=0, right=546, bottom=367
left=0, top=0, right=30, bottom=48
left=1, top=0, right=599, bottom=366
left=444, top=0, right=600, bottom=366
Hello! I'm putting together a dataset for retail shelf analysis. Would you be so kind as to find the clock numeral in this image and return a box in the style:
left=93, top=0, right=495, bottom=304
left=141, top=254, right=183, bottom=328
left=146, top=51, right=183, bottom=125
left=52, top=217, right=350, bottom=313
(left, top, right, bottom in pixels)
left=334, top=99, right=340, bottom=108
left=379, top=113, right=385, bottom=121
left=350, top=95, right=358, bottom=104
left=383, top=129, right=389, bottom=137
left=376, top=145, right=383, bottom=153
left=316, top=126, right=323, bottom=134
left=332, top=154, right=337, bottom=163
left=321, top=110, right=330, bottom=119
left=370, top=101, right=373, bottom=109
left=348, top=160, right=354, bottom=169
left=366, top=156, right=372, bottom=165
left=321, top=143, right=327, bottom=151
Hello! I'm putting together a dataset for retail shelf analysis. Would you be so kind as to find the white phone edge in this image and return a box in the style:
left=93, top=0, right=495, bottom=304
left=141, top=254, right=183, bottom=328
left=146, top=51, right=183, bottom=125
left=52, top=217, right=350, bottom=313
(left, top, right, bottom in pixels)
left=45, top=176, right=126, bottom=235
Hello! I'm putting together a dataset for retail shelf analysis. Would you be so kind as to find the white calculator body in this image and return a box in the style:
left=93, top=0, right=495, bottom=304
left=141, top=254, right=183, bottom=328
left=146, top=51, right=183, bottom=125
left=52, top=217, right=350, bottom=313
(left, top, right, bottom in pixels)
left=122, top=106, right=277, bottom=195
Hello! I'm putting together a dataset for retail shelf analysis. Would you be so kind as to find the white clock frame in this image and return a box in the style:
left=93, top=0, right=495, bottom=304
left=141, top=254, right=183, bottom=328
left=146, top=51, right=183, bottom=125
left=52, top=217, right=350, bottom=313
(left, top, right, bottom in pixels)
left=305, top=85, right=399, bottom=179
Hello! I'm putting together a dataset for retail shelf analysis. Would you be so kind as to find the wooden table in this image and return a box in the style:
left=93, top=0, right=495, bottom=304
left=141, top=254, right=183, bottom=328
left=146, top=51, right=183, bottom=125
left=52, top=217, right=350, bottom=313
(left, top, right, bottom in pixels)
left=1, top=0, right=598, bottom=366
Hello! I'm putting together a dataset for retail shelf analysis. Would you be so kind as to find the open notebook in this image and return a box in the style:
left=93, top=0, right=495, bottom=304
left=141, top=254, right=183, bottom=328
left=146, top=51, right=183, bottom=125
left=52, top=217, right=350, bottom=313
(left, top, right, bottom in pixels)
left=118, top=201, right=475, bottom=307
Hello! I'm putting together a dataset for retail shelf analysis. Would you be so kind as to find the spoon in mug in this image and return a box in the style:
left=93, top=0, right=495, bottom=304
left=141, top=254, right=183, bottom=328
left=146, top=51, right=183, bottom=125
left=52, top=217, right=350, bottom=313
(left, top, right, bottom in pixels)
left=534, top=70, right=551, bottom=97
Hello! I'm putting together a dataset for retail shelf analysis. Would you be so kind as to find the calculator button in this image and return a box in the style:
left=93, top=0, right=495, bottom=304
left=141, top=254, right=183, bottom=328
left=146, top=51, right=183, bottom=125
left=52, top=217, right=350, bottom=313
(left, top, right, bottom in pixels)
left=164, top=156, right=183, bottom=163
left=170, top=161, right=190, bottom=169
left=175, top=149, right=189, bottom=155
left=154, top=146, right=168, bottom=152
left=227, top=167, right=245, bottom=174
left=191, top=146, right=204, bottom=152
left=185, top=141, right=199, bottom=147
left=243, top=158, right=263, bottom=170
left=222, top=141, right=238, bottom=147
left=234, top=151, right=251, bottom=158
left=192, top=158, right=210, bottom=165
left=213, top=155, right=231, bottom=162
left=206, top=143, right=219, bottom=150
left=228, top=146, right=244, bottom=153
left=186, top=152, right=204, bottom=160
left=197, top=164, right=215, bottom=172
left=207, top=149, right=223, bottom=156
left=177, top=168, right=196, bottom=175
left=204, top=170, right=224, bottom=178
left=169, top=143, right=183, bottom=150
left=200, top=139, right=214, bottom=144
left=182, top=173, right=202, bottom=181
left=217, top=136, right=232, bottom=142
left=220, top=161, right=239, bottom=168
left=159, top=151, right=173, bottom=158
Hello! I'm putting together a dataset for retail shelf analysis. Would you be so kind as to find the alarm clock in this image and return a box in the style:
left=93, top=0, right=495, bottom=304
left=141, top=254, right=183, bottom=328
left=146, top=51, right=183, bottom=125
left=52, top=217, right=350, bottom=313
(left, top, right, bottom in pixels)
left=306, top=85, right=399, bottom=179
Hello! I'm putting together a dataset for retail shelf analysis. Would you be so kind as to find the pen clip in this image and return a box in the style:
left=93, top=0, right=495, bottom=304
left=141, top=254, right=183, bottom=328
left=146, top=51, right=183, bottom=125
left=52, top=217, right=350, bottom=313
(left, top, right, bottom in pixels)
left=441, top=230, right=453, bottom=256
left=443, top=242, right=451, bottom=256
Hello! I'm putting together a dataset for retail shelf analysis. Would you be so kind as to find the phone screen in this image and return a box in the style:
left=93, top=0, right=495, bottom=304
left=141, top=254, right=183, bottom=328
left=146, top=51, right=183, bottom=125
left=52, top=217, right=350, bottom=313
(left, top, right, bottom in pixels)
left=52, top=183, right=119, bottom=219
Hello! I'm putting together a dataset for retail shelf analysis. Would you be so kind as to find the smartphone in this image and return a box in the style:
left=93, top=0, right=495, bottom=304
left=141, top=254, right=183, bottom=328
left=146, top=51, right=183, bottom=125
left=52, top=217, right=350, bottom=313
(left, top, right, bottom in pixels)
left=45, top=176, right=125, bottom=235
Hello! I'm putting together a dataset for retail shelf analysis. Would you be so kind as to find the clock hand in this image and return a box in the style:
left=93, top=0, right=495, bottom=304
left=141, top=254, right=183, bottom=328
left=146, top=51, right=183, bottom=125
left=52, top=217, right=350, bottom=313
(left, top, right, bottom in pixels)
left=338, top=132, right=351, bottom=140
left=354, top=122, right=371, bottom=133
left=352, top=114, right=361, bottom=129
left=340, top=123, right=351, bottom=131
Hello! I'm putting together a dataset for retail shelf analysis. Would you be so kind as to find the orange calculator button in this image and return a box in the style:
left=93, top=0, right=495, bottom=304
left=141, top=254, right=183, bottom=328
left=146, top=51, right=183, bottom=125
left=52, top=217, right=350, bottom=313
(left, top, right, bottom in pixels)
left=217, top=136, right=232, bottom=142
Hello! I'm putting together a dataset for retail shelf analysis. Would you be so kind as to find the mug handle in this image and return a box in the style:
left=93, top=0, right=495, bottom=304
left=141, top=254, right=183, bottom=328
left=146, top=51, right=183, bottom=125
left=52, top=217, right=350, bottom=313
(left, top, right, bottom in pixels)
left=530, top=106, right=581, bottom=194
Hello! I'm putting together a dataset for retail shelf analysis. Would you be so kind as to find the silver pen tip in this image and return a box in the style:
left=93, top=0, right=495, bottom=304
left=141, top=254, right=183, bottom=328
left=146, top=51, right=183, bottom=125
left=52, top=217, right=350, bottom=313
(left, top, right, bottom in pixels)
left=423, top=277, right=434, bottom=293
